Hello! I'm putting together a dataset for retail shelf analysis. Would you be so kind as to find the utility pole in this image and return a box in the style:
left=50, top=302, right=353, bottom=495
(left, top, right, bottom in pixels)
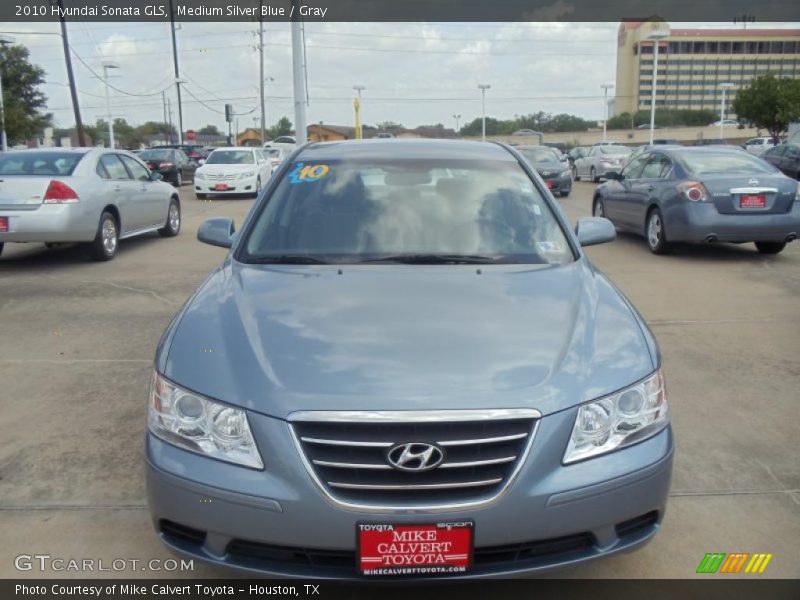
left=453, top=113, right=461, bottom=133
left=478, top=84, right=490, bottom=142
left=168, top=0, right=184, bottom=145
left=259, top=8, right=266, bottom=145
left=291, top=0, right=307, bottom=143
left=102, top=61, right=119, bottom=148
left=600, top=83, right=614, bottom=143
left=166, top=96, right=173, bottom=143
left=353, top=86, right=365, bottom=139
left=54, top=0, right=86, bottom=146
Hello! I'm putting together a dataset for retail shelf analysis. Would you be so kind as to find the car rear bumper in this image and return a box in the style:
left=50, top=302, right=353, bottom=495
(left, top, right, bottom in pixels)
left=665, top=201, right=800, bottom=243
left=0, top=204, right=97, bottom=243
left=146, top=409, right=674, bottom=579
left=542, top=177, right=572, bottom=194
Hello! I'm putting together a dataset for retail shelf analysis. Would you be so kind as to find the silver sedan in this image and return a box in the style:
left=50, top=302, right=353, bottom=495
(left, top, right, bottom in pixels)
left=0, top=148, right=181, bottom=261
left=573, top=145, right=633, bottom=183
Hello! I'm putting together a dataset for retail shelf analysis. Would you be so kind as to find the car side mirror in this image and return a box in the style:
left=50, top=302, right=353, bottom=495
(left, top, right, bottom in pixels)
left=198, top=218, right=236, bottom=249
left=150, top=171, right=163, bottom=182
left=575, top=217, right=616, bottom=247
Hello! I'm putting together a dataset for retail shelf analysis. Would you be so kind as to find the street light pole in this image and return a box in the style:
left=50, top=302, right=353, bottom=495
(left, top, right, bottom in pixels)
left=453, top=113, right=461, bottom=132
left=478, top=84, right=490, bottom=141
left=101, top=61, right=119, bottom=148
left=168, top=0, right=184, bottom=145
left=646, top=29, right=669, bottom=145
left=719, top=82, right=734, bottom=140
left=353, top=85, right=365, bottom=139
left=601, top=83, right=614, bottom=143
left=0, top=35, right=16, bottom=152
left=291, top=0, right=307, bottom=144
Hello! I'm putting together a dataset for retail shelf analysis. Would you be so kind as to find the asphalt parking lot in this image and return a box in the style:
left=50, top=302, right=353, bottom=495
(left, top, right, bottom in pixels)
left=1, top=181, right=798, bottom=579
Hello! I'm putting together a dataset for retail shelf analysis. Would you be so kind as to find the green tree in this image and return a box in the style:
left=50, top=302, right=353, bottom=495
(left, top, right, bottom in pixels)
left=197, top=124, right=221, bottom=135
left=732, top=74, right=800, bottom=141
left=267, top=116, right=292, bottom=139
left=0, top=43, right=51, bottom=145
left=375, top=121, right=403, bottom=131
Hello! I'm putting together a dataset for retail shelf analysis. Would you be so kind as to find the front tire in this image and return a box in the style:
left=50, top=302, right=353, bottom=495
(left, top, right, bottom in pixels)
left=646, top=207, right=670, bottom=255
left=0, top=242, right=4, bottom=257
left=159, top=198, right=181, bottom=237
left=254, top=176, right=262, bottom=197
left=755, top=241, right=786, bottom=254
left=88, top=212, right=118, bottom=261
left=572, top=165, right=580, bottom=181
left=590, top=167, right=598, bottom=183
left=593, top=197, right=605, bottom=218
left=174, top=171, right=182, bottom=188
left=559, top=189, right=570, bottom=198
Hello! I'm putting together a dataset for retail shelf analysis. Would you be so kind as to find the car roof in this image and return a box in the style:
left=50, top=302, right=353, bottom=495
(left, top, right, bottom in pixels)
left=297, top=139, right=516, bottom=162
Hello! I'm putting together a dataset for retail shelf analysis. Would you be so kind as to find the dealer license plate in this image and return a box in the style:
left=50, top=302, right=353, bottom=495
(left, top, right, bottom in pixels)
left=357, top=522, right=473, bottom=576
left=740, top=194, right=765, bottom=208
left=214, top=183, right=229, bottom=191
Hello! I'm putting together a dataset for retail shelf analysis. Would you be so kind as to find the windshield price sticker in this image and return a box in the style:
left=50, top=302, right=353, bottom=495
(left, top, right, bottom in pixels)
left=289, top=163, right=330, bottom=184
left=357, top=522, right=474, bottom=576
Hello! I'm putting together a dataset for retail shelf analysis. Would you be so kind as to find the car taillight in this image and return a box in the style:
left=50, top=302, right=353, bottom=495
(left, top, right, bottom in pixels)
left=43, top=180, right=80, bottom=204
left=677, top=181, right=710, bottom=202
left=158, top=162, right=174, bottom=169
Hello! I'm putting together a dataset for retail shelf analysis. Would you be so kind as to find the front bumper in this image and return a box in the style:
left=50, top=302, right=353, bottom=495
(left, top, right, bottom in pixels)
left=0, top=204, right=97, bottom=243
left=146, top=407, right=674, bottom=579
left=541, top=175, right=572, bottom=194
left=664, top=201, right=800, bottom=243
left=194, top=176, right=257, bottom=195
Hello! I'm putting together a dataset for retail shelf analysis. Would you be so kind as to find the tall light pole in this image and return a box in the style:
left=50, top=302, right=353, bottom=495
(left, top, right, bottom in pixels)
left=101, top=61, right=119, bottom=148
left=478, top=84, right=491, bottom=141
left=353, top=85, right=365, bottom=139
left=291, top=0, right=307, bottom=144
left=646, top=29, right=669, bottom=145
left=168, top=0, right=184, bottom=145
left=258, top=14, right=265, bottom=144
left=601, top=83, right=614, bottom=142
left=453, top=113, right=461, bottom=132
left=262, top=76, right=274, bottom=141
left=0, top=35, right=16, bottom=151
left=719, top=82, right=734, bottom=140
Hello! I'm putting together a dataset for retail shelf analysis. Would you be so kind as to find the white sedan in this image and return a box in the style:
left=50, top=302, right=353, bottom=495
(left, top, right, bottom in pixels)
left=193, top=147, right=272, bottom=198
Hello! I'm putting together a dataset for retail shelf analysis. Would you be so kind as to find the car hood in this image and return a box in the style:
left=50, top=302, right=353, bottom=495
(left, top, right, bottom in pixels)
left=160, top=260, right=656, bottom=419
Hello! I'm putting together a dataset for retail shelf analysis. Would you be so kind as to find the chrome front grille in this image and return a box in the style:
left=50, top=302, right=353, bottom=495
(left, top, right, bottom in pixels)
left=289, top=410, right=539, bottom=510
left=206, top=173, right=238, bottom=181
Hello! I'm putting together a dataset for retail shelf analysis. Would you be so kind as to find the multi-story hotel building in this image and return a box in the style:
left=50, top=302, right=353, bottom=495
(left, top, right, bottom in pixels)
left=614, top=21, right=800, bottom=116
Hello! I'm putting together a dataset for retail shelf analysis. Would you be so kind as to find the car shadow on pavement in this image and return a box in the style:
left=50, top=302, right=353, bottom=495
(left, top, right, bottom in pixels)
left=612, top=231, right=788, bottom=263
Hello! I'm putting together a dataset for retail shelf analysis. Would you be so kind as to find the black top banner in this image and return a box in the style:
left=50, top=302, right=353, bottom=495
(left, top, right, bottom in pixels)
left=3, top=0, right=800, bottom=23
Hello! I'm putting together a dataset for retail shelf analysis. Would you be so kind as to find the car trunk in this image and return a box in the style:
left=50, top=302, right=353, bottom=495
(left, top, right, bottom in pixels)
left=0, top=176, right=55, bottom=211
left=701, top=174, right=796, bottom=215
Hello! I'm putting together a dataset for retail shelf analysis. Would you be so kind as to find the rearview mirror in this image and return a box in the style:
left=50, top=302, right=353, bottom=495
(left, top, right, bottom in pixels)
left=575, top=217, right=616, bottom=247
left=198, top=218, right=236, bottom=249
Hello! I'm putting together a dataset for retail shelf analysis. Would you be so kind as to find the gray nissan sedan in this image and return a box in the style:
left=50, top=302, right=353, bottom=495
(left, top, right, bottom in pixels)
left=146, top=140, right=673, bottom=579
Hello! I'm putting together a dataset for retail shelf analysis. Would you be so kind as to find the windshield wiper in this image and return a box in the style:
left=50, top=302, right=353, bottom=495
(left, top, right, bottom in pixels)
left=245, top=254, right=329, bottom=265
left=360, top=254, right=501, bottom=264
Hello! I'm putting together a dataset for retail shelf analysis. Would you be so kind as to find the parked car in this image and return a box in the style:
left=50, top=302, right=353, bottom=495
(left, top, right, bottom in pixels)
left=151, top=144, right=205, bottom=163
left=566, top=145, right=590, bottom=166
left=709, top=119, right=739, bottom=127
left=147, top=139, right=672, bottom=579
left=626, top=144, right=680, bottom=168
left=542, top=142, right=568, bottom=154
left=0, top=148, right=180, bottom=261
left=375, top=132, right=395, bottom=139
left=511, top=128, right=538, bottom=136
left=593, top=146, right=800, bottom=255
left=652, top=139, right=680, bottom=145
left=573, top=145, right=633, bottom=182
left=138, top=148, right=195, bottom=187
left=762, top=143, right=800, bottom=179
left=744, top=137, right=779, bottom=157
left=516, top=145, right=572, bottom=197
left=264, top=147, right=290, bottom=172
left=193, top=147, right=272, bottom=198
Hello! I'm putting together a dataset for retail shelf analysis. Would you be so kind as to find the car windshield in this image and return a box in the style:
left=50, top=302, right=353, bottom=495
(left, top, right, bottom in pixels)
left=139, top=149, right=172, bottom=160
left=241, top=158, right=574, bottom=265
left=0, top=151, right=84, bottom=176
left=679, top=151, right=779, bottom=175
left=519, top=147, right=560, bottom=163
left=599, top=146, right=632, bottom=155
left=205, top=150, right=254, bottom=164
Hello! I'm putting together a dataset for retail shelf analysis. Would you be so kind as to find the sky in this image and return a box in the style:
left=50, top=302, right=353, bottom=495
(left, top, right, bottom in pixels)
left=2, top=20, right=798, bottom=134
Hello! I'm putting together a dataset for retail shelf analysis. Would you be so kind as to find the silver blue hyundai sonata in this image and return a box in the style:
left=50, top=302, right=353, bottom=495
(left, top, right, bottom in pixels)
left=146, top=139, right=673, bottom=579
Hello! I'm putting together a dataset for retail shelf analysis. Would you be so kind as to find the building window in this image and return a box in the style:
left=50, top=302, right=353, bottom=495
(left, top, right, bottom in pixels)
left=746, top=41, right=758, bottom=53
left=732, top=42, right=744, bottom=54
left=668, top=41, right=679, bottom=54
left=707, top=42, right=719, bottom=54
left=640, top=44, right=653, bottom=54
left=783, top=41, right=796, bottom=53
left=771, top=41, right=784, bottom=53
left=679, top=41, right=693, bottom=53
left=758, top=42, right=770, bottom=54
left=693, top=41, right=706, bottom=53
left=719, top=41, right=731, bottom=53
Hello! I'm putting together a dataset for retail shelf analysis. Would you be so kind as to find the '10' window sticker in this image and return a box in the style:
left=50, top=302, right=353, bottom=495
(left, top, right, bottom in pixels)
left=289, top=163, right=330, bottom=184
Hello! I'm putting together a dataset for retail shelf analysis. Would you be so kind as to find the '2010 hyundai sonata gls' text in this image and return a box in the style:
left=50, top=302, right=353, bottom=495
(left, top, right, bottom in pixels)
left=146, top=139, right=673, bottom=579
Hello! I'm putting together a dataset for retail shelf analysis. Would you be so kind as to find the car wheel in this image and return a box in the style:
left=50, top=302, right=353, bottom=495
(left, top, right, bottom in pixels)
left=593, top=197, right=605, bottom=218
left=159, top=198, right=181, bottom=237
left=88, top=211, right=118, bottom=261
left=590, top=167, right=598, bottom=183
left=646, top=208, right=670, bottom=255
left=174, top=172, right=182, bottom=188
left=572, top=165, right=580, bottom=181
left=559, top=190, right=570, bottom=198
left=254, top=176, right=262, bottom=197
left=754, top=241, right=786, bottom=254
left=0, top=242, right=4, bottom=257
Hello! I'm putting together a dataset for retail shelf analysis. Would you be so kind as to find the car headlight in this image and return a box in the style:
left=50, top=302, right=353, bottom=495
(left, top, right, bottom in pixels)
left=564, top=369, right=668, bottom=464
left=195, top=171, right=206, bottom=180
left=239, top=171, right=255, bottom=179
left=148, top=371, right=263, bottom=469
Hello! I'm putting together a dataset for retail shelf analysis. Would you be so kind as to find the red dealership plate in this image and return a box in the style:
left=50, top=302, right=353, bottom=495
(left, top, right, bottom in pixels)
left=214, top=183, right=229, bottom=191
left=740, top=194, right=765, bottom=208
left=357, top=522, right=473, bottom=576
left=0, top=216, right=8, bottom=232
